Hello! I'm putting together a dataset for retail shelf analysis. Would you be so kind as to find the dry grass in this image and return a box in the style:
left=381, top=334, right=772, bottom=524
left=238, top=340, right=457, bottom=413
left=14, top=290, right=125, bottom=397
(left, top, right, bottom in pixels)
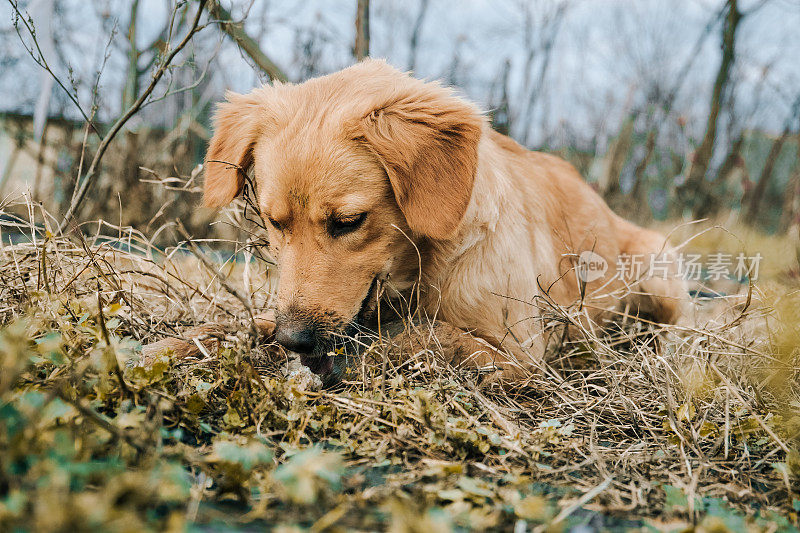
left=1, top=196, right=799, bottom=531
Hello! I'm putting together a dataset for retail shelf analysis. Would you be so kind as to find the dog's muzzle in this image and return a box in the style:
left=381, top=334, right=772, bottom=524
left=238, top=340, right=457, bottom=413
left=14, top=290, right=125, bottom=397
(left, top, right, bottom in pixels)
left=276, top=275, right=382, bottom=383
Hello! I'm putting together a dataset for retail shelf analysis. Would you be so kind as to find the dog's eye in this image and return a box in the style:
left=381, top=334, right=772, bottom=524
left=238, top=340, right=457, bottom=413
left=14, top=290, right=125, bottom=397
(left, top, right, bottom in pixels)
left=266, top=217, right=283, bottom=232
left=328, top=213, right=367, bottom=237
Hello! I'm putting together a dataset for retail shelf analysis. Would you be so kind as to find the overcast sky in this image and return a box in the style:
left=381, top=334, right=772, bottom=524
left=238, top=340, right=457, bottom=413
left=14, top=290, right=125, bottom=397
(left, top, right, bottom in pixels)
left=2, top=0, right=799, bottom=148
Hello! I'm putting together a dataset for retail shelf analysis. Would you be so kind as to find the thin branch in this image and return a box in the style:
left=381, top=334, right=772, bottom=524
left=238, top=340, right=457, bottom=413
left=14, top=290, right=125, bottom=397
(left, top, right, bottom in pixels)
left=205, top=0, right=288, bottom=82
left=55, top=387, right=145, bottom=453
left=9, top=0, right=99, bottom=135
left=57, top=0, right=209, bottom=234
left=174, top=219, right=261, bottom=345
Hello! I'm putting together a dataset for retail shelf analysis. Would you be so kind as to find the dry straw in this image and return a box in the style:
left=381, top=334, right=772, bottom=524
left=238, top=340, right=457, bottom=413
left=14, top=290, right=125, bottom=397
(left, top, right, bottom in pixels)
left=1, top=193, right=797, bottom=528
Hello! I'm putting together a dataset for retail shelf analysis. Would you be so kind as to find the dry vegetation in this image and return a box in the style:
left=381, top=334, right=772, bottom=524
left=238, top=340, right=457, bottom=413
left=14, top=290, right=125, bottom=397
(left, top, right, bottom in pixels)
left=3, top=0, right=800, bottom=530
left=1, top=197, right=799, bottom=531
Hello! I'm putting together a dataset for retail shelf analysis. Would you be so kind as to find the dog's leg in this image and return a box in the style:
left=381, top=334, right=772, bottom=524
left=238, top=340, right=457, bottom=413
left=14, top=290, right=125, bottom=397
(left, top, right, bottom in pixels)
left=140, top=311, right=276, bottom=365
left=383, top=320, right=537, bottom=383
left=619, top=227, right=688, bottom=324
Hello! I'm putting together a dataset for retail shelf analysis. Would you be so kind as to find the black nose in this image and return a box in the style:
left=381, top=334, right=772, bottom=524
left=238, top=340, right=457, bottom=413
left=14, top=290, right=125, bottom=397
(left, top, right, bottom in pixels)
left=275, top=325, right=317, bottom=354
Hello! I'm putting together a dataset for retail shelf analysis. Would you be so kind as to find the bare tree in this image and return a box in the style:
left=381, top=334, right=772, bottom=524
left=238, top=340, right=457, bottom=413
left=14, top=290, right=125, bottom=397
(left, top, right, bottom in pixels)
left=293, top=15, right=326, bottom=80
left=516, top=0, right=568, bottom=147
left=677, top=0, right=743, bottom=217
left=743, top=92, right=800, bottom=220
left=624, top=4, right=727, bottom=215
left=407, top=0, right=429, bottom=72
left=779, top=138, right=800, bottom=233
left=10, top=0, right=99, bottom=133
left=121, top=0, right=184, bottom=110
left=30, top=0, right=55, bottom=143
left=354, top=0, right=370, bottom=61
left=598, top=113, right=636, bottom=205
left=489, top=58, right=512, bottom=136
left=206, top=0, right=288, bottom=82
left=57, top=0, right=209, bottom=232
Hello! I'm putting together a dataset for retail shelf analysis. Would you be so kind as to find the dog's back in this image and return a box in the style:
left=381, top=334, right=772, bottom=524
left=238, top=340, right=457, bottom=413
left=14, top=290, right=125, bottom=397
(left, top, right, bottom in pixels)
left=422, top=128, right=686, bottom=376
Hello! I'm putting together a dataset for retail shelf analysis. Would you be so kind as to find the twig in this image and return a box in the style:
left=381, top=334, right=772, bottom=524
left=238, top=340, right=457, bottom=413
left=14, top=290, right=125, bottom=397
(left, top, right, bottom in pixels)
left=205, top=0, right=288, bottom=82
left=57, top=0, right=208, bottom=233
left=55, top=387, right=144, bottom=453
left=96, top=280, right=131, bottom=398
left=174, top=220, right=261, bottom=344
left=710, top=362, right=790, bottom=454
left=551, top=477, right=613, bottom=525
left=9, top=0, right=100, bottom=134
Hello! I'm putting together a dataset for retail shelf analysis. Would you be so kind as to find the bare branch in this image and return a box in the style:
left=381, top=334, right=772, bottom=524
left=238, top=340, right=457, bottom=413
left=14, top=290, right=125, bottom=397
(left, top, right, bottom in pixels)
left=205, top=0, right=288, bottom=82
left=407, top=0, right=429, bottom=71
left=9, top=0, right=99, bottom=135
left=744, top=91, right=800, bottom=219
left=677, top=0, right=744, bottom=216
left=354, top=0, right=370, bottom=61
left=57, top=0, right=209, bottom=234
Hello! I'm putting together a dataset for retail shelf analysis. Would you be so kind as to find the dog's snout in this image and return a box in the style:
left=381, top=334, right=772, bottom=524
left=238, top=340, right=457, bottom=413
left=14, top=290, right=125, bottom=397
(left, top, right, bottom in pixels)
left=275, top=324, right=317, bottom=354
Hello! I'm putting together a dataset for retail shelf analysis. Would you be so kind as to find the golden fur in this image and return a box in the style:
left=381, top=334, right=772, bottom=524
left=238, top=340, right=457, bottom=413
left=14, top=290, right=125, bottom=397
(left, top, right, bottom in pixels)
left=199, top=59, right=685, bottom=382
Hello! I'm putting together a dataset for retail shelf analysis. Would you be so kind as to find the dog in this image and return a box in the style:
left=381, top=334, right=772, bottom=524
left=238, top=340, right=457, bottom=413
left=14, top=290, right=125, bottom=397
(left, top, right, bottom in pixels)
left=151, top=59, right=685, bottom=384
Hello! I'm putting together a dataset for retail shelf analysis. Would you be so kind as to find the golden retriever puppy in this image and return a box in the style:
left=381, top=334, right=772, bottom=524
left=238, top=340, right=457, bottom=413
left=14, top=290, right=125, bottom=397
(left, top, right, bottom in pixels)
left=189, top=59, right=684, bottom=382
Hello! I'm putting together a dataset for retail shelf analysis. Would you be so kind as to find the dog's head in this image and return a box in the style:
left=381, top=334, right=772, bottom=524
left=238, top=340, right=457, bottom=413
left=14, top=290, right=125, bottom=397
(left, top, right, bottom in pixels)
left=203, top=59, right=484, bottom=375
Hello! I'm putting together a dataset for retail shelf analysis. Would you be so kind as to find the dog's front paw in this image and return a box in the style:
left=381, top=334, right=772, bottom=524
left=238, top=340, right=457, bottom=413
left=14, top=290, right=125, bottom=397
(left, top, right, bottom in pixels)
left=254, top=311, right=277, bottom=339
left=139, top=324, right=226, bottom=366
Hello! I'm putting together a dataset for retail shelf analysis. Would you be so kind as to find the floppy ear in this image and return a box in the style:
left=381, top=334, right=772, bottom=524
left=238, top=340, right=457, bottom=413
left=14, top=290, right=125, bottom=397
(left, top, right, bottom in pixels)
left=357, top=86, right=484, bottom=240
left=203, top=91, right=266, bottom=208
